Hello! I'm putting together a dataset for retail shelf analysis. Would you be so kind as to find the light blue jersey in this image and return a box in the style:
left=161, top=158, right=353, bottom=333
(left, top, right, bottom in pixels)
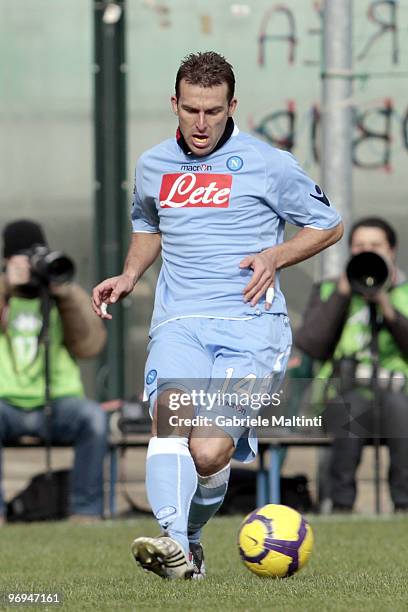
left=132, top=125, right=341, bottom=331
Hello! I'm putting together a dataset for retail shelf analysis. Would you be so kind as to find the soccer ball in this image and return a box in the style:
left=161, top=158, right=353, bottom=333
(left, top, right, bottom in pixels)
left=238, top=504, right=314, bottom=578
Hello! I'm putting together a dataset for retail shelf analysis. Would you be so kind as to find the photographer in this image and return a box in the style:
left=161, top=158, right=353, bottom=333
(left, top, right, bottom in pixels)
left=0, top=220, right=107, bottom=522
left=296, top=217, right=408, bottom=512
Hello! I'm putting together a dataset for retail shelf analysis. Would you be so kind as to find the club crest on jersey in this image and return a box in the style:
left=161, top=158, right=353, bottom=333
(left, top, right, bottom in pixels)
left=146, top=369, right=157, bottom=385
left=160, top=173, right=232, bottom=208
left=226, top=156, right=243, bottom=171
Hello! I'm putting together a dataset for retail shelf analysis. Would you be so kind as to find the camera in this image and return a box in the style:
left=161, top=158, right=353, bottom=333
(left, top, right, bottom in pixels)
left=109, top=400, right=151, bottom=437
left=346, top=251, right=391, bottom=296
left=25, top=245, right=75, bottom=286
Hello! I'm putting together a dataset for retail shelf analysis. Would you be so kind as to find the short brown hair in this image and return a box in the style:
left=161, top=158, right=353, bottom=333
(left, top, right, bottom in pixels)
left=349, top=217, right=397, bottom=248
left=175, top=52, right=235, bottom=103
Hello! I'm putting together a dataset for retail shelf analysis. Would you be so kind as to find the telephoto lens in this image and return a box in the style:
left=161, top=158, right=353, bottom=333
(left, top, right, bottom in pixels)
left=346, top=251, right=390, bottom=295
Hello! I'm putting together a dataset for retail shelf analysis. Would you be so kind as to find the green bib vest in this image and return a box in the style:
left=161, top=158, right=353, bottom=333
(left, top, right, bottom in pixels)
left=317, top=280, right=408, bottom=381
left=0, top=296, right=84, bottom=409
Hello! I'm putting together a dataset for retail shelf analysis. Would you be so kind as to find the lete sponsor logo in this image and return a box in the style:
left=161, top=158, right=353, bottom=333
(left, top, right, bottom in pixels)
left=160, top=173, right=232, bottom=208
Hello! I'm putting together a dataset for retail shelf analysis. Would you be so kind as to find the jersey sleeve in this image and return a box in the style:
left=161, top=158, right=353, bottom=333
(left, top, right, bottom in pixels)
left=268, top=151, right=342, bottom=229
left=131, top=157, right=160, bottom=233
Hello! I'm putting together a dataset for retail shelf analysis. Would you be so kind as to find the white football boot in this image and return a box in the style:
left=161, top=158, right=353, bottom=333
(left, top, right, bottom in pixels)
left=131, top=536, right=194, bottom=580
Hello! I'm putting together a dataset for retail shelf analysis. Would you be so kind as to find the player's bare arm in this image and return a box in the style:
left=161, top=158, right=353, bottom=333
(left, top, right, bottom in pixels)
left=240, top=223, right=344, bottom=309
left=92, top=232, right=161, bottom=319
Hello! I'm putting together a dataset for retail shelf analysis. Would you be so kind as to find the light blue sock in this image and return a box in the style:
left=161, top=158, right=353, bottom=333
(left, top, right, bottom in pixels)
left=188, top=464, right=231, bottom=544
left=146, top=436, right=197, bottom=555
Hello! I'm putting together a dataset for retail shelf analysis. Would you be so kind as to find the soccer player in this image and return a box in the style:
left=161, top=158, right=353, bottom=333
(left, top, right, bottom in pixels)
left=92, top=51, right=343, bottom=579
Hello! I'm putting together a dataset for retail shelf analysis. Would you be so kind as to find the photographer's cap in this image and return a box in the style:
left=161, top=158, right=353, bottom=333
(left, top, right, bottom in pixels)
left=2, top=219, right=48, bottom=258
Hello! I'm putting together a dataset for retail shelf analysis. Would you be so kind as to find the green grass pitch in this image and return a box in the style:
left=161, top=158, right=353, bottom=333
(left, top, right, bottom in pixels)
left=1, top=515, right=407, bottom=611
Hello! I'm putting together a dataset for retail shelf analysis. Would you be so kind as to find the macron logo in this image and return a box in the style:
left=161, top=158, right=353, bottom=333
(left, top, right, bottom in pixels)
left=160, top=173, right=232, bottom=209
left=310, top=185, right=331, bottom=207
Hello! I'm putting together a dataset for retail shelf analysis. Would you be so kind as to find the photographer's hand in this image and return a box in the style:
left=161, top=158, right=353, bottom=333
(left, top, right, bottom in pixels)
left=49, top=282, right=72, bottom=298
left=366, top=290, right=396, bottom=322
left=337, top=273, right=352, bottom=297
left=5, top=256, right=31, bottom=288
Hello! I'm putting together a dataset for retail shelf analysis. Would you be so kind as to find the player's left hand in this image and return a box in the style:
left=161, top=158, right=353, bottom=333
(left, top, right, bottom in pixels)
left=239, top=250, right=278, bottom=310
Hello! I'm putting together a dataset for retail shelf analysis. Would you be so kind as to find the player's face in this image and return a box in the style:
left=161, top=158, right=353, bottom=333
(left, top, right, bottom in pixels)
left=350, top=226, right=395, bottom=262
left=171, top=80, right=237, bottom=157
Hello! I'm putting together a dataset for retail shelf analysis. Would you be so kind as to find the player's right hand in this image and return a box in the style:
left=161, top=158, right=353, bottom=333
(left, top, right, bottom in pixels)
left=92, top=273, right=136, bottom=319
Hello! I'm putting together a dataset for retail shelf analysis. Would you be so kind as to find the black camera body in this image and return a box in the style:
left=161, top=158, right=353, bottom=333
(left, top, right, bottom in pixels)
left=346, top=251, right=391, bottom=296
left=25, top=245, right=75, bottom=286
